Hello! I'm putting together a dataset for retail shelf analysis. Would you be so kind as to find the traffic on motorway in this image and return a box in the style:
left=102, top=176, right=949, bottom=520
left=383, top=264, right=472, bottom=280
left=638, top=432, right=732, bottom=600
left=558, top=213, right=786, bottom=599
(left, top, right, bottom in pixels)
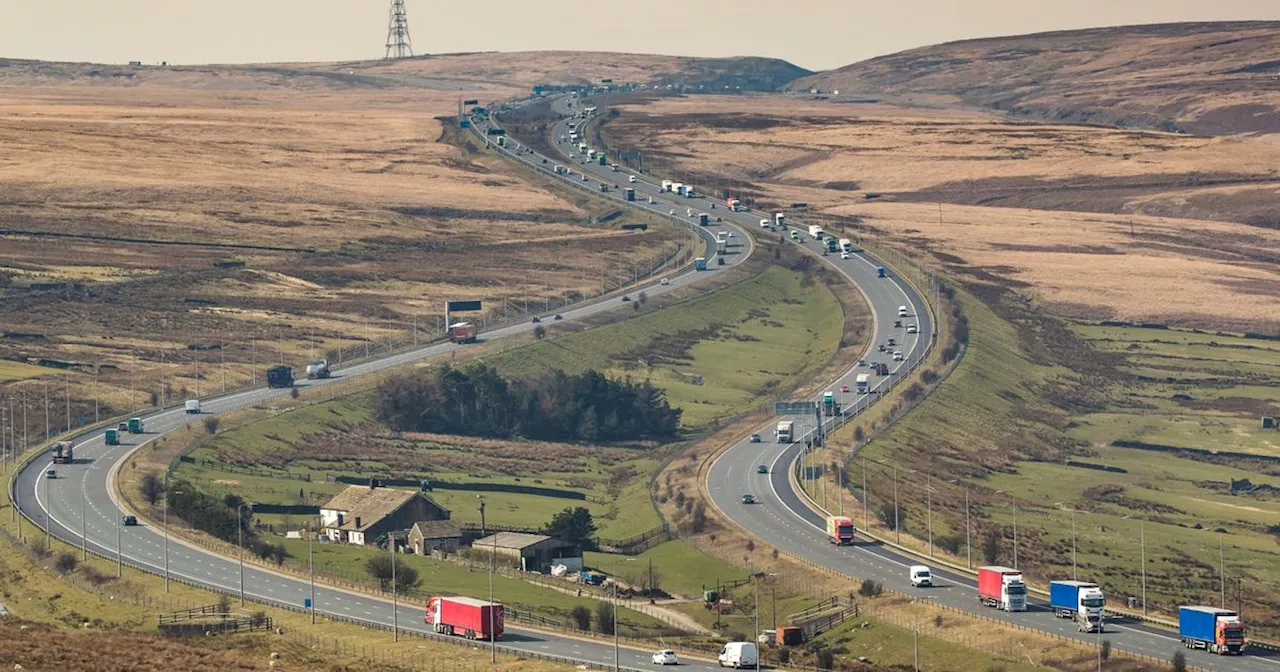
left=14, top=91, right=1276, bottom=672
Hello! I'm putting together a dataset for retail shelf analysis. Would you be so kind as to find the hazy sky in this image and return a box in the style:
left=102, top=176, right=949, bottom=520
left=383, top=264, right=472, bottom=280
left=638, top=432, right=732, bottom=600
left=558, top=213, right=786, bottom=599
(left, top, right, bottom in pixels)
left=4, top=1, right=1278, bottom=71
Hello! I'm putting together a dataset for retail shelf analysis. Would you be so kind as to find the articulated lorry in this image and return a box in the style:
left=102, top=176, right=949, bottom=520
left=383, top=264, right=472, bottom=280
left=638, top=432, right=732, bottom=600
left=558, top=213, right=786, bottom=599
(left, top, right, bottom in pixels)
left=775, top=213, right=786, bottom=229
left=694, top=257, right=708, bottom=271
left=978, top=566, right=1027, bottom=612
left=776, top=420, right=794, bottom=443
left=426, top=596, right=504, bottom=641
left=808, top=225, right=824, bottom=240
left=1050, top=581, right=1105, bottom=632
left=826, top=516, right=855, bottom=545
left=855, top=373, right=870, bottom=393
left=726, top=198, right=741, bottom=211
left=448, top=322, right=477, bottom=344
left=1179, top=606, right=1245, bottom=655
left=51, top=441, right=74, bottom=464
left=266, top=365, right=294, bottom=389
left=839, top=238, right=855, bottom=253
left=305, top=359, right=331, bottom=379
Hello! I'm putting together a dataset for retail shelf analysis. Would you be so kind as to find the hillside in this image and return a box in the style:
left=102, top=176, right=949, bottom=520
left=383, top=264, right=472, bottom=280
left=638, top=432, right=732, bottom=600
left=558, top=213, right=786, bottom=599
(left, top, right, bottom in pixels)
left=790, top=21, right=1280, bottom=135
left=0, top=50, right=810, bottom=92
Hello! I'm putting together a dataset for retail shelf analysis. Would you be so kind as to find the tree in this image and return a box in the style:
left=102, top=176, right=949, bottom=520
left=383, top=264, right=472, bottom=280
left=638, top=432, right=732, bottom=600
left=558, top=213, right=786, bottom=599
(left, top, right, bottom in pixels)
left=203, top=416, right=220, bottom=435
left=595, top=600, right=615, bottom=635
left=570, top=605, right=591, bottom=630
left=1171, top=651, right=1187, bottom=672
left=364, top=554, right=420, bottom=592
left=140, top=471, right=165, bottom=506
left=533, top=325, right=547, bottom=340
left=983, top=530, right=1001, bottom=565
left=544, top=507, right=597, bottom=548
left=271, top=544, right=288, bottom=566
left=1100, top=640, right=1111, bottom=661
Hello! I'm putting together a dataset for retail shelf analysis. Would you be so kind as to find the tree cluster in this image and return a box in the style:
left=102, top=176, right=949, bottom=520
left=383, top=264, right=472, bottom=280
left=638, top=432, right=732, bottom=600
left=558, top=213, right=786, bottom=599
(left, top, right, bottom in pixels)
left=163, top=479, right=287, bottom=564
left=543, top=507, right=597, bottom=548
left=375, top=365, right=681, bottom=442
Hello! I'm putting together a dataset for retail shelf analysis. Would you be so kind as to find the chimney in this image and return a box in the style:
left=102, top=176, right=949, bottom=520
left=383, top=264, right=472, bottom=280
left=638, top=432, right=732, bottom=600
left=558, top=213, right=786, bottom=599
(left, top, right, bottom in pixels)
left=355, top=516, right=362, bottom=529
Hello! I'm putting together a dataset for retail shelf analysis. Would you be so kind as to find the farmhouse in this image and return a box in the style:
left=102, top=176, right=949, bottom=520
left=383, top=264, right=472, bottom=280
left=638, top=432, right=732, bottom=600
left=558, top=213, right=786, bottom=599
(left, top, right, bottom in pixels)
left=319, top=484, right=448, bottom=546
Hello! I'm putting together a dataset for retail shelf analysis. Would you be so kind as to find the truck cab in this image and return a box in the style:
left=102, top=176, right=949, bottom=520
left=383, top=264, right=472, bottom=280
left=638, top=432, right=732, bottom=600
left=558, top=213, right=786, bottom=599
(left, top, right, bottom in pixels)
left=776, top=420, right=794, bottom=443
left=978, top=566, right=1027, bottom=612
left=826, top=516, right=855, bottom=545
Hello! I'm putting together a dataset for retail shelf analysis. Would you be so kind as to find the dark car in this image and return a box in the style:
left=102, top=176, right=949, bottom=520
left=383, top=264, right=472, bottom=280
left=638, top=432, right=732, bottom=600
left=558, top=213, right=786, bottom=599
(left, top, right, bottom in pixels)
left=532, top=316, right=541, bottom=323
left=554, top=314, right=563, bottom=320
left=750, top=433, right=761, bottom=443
left=757, top=465, right=768, bottom=474
left=742, top=494, right=757, bottom=504
left=122, top=515, right=138, bottom=526
left=621, top=295, right=631, bottom=302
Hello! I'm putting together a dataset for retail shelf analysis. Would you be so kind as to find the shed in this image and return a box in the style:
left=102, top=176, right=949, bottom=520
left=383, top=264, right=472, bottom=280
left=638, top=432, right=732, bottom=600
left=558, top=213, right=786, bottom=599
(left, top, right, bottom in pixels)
left=473, top=532, right=583, bottom=573
left=408, top=520, right=463, bottom=555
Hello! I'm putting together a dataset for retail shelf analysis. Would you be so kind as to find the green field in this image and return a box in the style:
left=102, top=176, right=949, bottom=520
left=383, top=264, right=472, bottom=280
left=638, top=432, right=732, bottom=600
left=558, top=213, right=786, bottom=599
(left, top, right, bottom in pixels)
left=485, top=264, right=843, bottom=427
left=267, top=535, right=669, bottom=636
left=175, top=264, right=844, bottom=538
left=0, top=360, right=47, bottom=383
left=585, top=541, right=748, bottom=600
left=841, top=286, right=1280, bottom=635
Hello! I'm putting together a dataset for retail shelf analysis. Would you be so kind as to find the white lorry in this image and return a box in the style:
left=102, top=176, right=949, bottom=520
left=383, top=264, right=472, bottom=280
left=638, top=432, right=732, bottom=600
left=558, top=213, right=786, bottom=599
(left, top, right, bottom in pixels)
left=774, top=213, right=786, bottom=228
left=776, top=420, right=794, bottom=443
left=839, top=238, right=854, bottom=252
left=808, top=225, right=824, bottom=240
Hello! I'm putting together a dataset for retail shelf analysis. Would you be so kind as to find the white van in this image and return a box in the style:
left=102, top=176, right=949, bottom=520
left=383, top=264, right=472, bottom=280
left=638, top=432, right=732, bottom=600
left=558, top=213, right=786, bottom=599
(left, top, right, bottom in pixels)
left=910, top=564, right=933, bottom=587
left=898, top=305, right=908, bottom=317
left=718, top=642, right=758, bottom=669
left=185, top=399, right=201, bottom=414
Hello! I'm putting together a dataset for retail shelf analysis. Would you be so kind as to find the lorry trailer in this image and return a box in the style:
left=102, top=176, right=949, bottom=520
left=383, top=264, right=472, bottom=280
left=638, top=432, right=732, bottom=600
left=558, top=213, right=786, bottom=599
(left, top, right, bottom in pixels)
left=808, top=225, right=824, bottom=240
left=1179, top=606, right=1245, bottom=655
left=775, top=213, right=786, bottom=228
left=426, top=596, right=504, bottom=641
left=855, top=373, right=870, bottom=393
left=826, top=516, right=855, bottom=545
left=1050, top=581, right=1105, bottom=632
left=978, top=566, right=1027, bottom=612
left=839, top=238, right=854, bottom=253
left=726, top=198, right=741, bottom=211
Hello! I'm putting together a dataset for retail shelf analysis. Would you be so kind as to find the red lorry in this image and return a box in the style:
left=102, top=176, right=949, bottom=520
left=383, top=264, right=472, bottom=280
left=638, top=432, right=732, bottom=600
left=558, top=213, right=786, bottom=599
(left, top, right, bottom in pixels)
left=978, top=566, right=1027, bottom=612
left=425, top=596, right=504, bottom=640
left=448, top=322, right=477, bottom=344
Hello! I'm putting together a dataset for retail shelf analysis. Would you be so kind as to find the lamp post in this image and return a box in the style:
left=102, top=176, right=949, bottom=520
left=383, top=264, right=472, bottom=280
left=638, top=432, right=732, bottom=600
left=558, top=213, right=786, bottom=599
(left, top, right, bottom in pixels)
left=237, top=502, right=254, bottom=605
left=478, top=495, right=496, bottom=663
left=43, top=463, right=51, bottom=551
left=893, top=465, right=900, bottom=545
left=309, top=522, right=316, bottom=624
left=391, top=534, right=398, bottom=642
left=116, top=504, right=123, bottom=577
left=80, top=479, right=88, bottom=561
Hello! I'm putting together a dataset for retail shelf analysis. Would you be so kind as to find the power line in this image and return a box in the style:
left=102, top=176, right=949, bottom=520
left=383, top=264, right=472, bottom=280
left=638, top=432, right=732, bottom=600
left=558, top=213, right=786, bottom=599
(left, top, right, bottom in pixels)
left=384, top=0, right=413, bottom=60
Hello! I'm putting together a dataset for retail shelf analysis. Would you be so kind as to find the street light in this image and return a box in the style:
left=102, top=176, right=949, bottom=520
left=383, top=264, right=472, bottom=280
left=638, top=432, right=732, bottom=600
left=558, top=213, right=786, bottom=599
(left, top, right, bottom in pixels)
left=478, top=495, right=496, bottom=663
left=391, top=533, right=398, bottom=642
left=308, top=522, right=315, bottom=624
left=237, top=502, right=255, bottom=605
left=164, top=484, right=186, bottom=593
left=995, top=491, right=1018, bottom=568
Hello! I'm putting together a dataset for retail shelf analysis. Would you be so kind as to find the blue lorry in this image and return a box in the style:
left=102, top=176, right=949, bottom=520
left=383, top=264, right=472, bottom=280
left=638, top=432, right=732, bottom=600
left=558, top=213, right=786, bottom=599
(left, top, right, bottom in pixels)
left=1179, top=606, right=1245, bottom=655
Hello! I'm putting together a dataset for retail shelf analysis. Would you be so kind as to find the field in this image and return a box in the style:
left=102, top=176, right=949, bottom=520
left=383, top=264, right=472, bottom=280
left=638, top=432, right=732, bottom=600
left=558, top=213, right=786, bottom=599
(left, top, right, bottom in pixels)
left=598, top=94, right=1280, bottom=334
left=0, top=76, right=693, bottom=449
left=791, top=21, right=1280, bottom=135
left=175, top=262, right=847, bottom=540
left=819, top=284, right=1280, bottom=633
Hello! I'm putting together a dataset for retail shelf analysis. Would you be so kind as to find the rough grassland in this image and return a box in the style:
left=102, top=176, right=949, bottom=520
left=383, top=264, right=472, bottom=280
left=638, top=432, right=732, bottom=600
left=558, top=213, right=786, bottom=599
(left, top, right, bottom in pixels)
left=599, top=94, right=1280, bottom=334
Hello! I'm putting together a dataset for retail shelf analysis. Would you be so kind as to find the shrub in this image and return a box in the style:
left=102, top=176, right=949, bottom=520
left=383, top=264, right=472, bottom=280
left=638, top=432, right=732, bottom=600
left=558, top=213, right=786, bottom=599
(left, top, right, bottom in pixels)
left=533, top=325, right=547, bottom=340
left=815, top=648, right=835, bottom=669
left=55, top=552, right=78, bottom=573
left=857, top=579, right=883, bottom=597
left=202, top=416, right=220, bottom=435
left=570, top=605, right=591, bottom=630
left=1171, top=651, right=1187, bottom=672
left=1100, top=639, right=1111, bottom=660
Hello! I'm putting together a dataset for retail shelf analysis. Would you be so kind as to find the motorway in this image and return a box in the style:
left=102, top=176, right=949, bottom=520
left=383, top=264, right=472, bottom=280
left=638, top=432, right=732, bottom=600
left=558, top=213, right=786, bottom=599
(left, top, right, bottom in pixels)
left=14, top=92, right=1278, bottom=671
left=12, top=95, right=752, bottom=672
